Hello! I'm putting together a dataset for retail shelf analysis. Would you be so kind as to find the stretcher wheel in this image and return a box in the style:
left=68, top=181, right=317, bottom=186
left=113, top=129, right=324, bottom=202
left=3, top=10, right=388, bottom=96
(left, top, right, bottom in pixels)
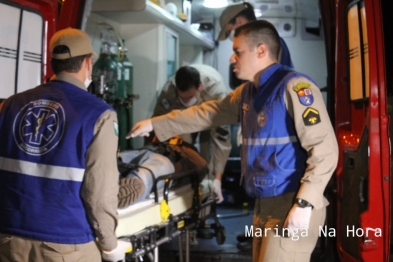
left=215, top=226, right=226, bottom=245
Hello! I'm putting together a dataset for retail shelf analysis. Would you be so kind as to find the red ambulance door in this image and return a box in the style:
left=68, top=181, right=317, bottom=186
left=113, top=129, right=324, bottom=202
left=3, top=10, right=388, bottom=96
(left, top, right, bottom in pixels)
left=320, top=0, right=391, bottom=261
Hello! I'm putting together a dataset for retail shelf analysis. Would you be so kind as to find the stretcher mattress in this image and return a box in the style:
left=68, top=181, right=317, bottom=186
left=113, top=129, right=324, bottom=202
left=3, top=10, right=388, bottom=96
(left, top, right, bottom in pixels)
left=116, top=184, right=195, bottom=237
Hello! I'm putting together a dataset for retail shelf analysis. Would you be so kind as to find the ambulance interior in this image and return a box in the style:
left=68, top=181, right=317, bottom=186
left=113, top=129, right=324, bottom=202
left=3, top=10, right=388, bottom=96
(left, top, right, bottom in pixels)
left=0, top=0, right=364, bottom=261
left=83, top=0, right=327, bottom=150
left=85, top=1, right=329, bottom=261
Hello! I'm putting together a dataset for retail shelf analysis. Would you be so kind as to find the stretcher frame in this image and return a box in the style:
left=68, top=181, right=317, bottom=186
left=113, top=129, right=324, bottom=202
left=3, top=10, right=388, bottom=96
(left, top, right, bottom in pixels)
left=115, top=168, right=224, bottom=262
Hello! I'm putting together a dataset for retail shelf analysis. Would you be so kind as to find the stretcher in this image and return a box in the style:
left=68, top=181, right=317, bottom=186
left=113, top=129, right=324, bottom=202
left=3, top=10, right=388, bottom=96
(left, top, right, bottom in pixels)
left=115, top=145, right=226, bottom=262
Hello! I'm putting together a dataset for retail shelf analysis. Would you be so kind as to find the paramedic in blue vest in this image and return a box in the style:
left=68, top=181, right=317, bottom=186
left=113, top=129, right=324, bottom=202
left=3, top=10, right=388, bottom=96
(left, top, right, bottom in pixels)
left=0, top=28, right=130, bottom=262
left=128, top=20, right=338, bottom=262
left=217, top=2, right=294, bottom=252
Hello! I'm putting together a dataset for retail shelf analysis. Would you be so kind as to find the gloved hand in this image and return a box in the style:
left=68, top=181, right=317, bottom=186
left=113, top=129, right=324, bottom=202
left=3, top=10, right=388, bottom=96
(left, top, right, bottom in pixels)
left=212, top=179, right=224, bottom=203
left=126, top=119, right=153, bottom=139
left=283, top=206, right=312, bottom=236
left=102, top=240, right=132, bottom=262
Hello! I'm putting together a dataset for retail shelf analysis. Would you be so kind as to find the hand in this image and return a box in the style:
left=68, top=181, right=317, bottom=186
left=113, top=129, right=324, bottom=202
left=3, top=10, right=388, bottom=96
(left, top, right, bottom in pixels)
left=126, top=119, right=153, bottom=139
left=212, top=179, right=224, bottom=203
left=283, top=206, right=312, bottom=236
left=102, top=240, right=132, bottom=262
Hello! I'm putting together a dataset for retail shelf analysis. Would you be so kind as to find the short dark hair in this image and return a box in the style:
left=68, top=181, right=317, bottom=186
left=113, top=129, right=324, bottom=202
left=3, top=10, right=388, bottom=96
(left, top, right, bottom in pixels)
left=229, top=3, right=257, bottom=25
left=50, top=45, right=91, bottom=74
left=175, top=66, right=201, bottom=92
left=235, top=20, right=280, bottom=61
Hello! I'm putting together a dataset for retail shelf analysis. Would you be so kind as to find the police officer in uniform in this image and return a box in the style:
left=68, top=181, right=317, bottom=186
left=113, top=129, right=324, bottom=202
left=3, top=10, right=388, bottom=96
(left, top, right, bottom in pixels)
left=216, top=2, right=295, bottom=252
left=0, top=28, right=134, bottom=262
left=152, top=64, right=231, bottom=203
left=128, top=20, right=338, bottom=262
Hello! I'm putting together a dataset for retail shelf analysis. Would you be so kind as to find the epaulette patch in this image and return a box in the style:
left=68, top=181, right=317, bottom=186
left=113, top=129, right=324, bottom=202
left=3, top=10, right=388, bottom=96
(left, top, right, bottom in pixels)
left=302, top=107, right=321, bottom=126
left=293, top=82, right=314, bottom=106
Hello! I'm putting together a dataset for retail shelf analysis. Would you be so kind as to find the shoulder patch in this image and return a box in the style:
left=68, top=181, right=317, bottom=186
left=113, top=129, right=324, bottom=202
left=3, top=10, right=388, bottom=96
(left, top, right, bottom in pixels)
left=114, top=121, right=119, bottom=136
left=293, top=82, right=314, bottom=106
left=160, top=98, right=171, bottom=110
left=302, top=107, right=321, bottom=126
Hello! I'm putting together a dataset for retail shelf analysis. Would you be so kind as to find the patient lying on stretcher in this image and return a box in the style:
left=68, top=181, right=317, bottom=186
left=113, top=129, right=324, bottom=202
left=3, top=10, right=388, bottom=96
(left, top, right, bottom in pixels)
left=117, top=138, right=208, bottom=208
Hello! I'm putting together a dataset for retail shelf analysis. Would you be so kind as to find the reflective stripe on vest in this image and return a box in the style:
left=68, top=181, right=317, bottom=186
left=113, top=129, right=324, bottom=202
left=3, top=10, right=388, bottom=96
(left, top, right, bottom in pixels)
left=0, top=156, right=85, bottom=182
left=243, top=136, right=298, bottom=146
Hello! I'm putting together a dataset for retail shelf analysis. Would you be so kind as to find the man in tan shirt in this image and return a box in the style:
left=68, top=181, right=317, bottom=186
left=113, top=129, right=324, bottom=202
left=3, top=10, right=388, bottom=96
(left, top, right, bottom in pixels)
left=152, top=64, right=231, bottom=203
left=128, top=21, right=338, bottom=262
left=0, top=28, right=134, bottom=262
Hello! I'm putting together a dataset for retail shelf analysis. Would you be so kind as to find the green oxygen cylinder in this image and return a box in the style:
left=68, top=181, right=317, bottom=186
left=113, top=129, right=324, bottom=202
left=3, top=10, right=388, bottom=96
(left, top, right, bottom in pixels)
left=121, top=47, right=133, bottom=99
left=119, top=45, right=134, bottom=149
left=91, top=42, right=118, bottom=105
left=110, top=42, right=128, bottom=151
left=119, top=45, right=134, bottom=150
left=110, top=42, right=124, bottom=99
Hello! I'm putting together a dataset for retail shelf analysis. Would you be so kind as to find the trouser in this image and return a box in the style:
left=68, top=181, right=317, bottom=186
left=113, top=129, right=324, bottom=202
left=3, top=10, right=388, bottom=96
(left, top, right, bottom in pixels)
left=252, top=193, right=326, bottom=262
left=0, top=233, right=101, bottom=262
left=188, top=126, right=231, bottom=181
left=183, top=131, right=212, bottom=179
left=120, top=149, right=175, bottom=203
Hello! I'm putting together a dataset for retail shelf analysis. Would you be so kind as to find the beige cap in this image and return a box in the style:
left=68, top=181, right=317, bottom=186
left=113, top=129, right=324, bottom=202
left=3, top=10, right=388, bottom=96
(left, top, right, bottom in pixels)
left=50, top=28, right=95, bottom=60
left=217, top=4, right=247, bottom=41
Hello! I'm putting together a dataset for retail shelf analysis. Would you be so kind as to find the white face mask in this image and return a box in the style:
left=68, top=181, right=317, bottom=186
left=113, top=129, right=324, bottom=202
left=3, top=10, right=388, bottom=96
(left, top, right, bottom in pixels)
left=84, top=64, right=92, bottom=88
left=180, top=96, right=198, bottom=107
left=228, top=30, right=235, bottom=42
left=84, top=78, right=92, bottom=89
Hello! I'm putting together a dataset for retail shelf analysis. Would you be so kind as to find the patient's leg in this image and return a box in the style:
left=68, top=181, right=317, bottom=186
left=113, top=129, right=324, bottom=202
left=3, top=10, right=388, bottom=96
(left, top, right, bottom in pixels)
left=117, top=151, right=172, bottom=208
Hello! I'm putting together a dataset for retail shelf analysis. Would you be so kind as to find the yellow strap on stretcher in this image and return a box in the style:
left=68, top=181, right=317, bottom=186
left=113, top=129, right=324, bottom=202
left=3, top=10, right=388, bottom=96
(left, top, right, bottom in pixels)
left=160, top=199, right=170, bottom=222
left=125, top=246, right=133, bottom=253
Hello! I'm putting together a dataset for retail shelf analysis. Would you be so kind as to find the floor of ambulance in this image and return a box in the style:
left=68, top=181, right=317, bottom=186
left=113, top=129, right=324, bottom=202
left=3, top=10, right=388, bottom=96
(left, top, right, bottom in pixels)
left=158, top=204, right=340, bottom=262
left=158, top=205, right=253, bottom=262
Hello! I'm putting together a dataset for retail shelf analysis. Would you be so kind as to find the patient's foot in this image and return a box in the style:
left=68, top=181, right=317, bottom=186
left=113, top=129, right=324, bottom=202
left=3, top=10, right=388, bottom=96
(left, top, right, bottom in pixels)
left=118, top=177, right=146, bottom=208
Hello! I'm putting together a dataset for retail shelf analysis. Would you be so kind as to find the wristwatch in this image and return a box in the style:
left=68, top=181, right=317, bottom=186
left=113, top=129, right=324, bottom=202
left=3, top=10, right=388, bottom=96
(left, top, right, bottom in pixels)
left=295, top=198, right=314, bottom=209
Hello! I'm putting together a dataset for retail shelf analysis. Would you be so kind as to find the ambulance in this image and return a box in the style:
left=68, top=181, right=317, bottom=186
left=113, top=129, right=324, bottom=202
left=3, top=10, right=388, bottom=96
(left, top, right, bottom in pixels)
left=0, top=0, right=391, bottom=261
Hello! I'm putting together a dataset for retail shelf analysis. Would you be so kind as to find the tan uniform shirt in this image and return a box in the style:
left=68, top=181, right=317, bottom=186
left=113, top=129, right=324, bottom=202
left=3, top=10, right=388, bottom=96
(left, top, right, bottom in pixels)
left=152, top=75, right=338, bottom=210
left=53, top=74, right=119, bottom=250
left=153, top=64, right=232, bottom=177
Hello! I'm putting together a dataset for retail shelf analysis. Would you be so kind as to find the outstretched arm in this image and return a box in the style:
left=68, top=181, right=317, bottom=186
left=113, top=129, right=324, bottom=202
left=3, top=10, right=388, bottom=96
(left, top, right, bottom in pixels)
left=127, top=87, right=243, bottom=141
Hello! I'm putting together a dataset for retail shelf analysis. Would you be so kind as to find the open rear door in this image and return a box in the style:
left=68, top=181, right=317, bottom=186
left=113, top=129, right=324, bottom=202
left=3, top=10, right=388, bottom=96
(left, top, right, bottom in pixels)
left=320, top=0, right=391, bottom=261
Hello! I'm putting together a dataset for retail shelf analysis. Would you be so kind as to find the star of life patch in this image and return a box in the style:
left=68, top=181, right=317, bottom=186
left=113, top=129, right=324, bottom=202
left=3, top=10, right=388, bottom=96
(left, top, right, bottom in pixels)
left=293, top=82, right=314, bottom=106
left=114, top=121, right=119, bottom=136
left=13, top=99, right=65, bottom=156
left=302, top=107, right=321, bottom=126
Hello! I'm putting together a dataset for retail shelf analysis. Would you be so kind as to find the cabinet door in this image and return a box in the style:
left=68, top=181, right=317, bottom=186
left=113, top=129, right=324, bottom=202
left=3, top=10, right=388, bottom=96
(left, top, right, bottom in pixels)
left=0, top=2, right=43, bottom=99
left=119, top=24, right=178, bottom=148
left=166, top=27, right=178, bottom=81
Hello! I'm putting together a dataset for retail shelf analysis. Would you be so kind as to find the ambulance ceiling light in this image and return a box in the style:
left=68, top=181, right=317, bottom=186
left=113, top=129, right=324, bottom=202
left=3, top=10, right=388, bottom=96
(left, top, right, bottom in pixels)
left=203, top=0, right=228, bottom=8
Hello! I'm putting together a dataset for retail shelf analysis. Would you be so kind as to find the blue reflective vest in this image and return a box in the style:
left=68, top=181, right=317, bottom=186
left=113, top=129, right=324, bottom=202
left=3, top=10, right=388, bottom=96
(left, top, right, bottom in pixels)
left=0, top=80, right=113, bottom=244
left=240, top=64, right=312, bottom=198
